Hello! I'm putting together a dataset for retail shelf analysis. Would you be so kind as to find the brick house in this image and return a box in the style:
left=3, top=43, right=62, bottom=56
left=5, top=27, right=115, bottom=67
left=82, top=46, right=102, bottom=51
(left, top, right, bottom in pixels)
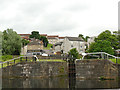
left=19, top=34, right=47, bottom=40
left=27, top=39, right=43, bottom=53
left=19, top=34, right=30, bottom=40
left=47, top=35, right=59, bottom=45
left=59, top=37, right=65, bottom=42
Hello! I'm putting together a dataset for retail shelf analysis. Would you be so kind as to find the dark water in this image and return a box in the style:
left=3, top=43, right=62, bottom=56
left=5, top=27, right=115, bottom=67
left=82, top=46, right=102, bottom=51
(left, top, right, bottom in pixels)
left=2, top=76, right=120, bottom=89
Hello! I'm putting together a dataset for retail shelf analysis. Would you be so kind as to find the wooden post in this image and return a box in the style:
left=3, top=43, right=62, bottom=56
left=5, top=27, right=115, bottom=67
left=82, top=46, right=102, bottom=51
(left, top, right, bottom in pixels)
left=26, top=57, right=27, bottom=62
left=14, top=59, right=15, bottom=64
left=116, top=58, right=117, bottom=64
left=20, top=57, right=22, bottom=62
left=1, top=64, right=3, bottom=68
left=7, top=62, right=9, bottom=66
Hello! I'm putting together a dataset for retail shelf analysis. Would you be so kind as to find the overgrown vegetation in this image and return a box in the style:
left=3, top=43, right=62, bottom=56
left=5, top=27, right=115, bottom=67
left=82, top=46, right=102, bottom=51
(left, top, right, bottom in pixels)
left=1, top=55, right=13, bottom=61
left=88, top=30, right=120, bottom=55
left=109, top=58, right=120, bottom=64
left=99, top=76, right=114, bottom=80
left=2, top=29, right=21, bottom=55
left=29, top=31, right=48, bottom=47
left=88, top=40, right=114, bottom=55
left=39, top=59, right=66, bottom=62
left=43, top=43, right=53, bottom=50
left=59, top=66, right=64, bottom=73
left=21, top=39, right=30, bottom=47
left=68, top=48, right=80, bottom=59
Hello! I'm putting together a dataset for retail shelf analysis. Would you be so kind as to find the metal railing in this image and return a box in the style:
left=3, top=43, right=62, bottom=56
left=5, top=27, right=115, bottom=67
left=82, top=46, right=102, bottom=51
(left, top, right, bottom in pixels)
left=82, top=52, right=120, bottom=64
left=0, top=55, right=74, bottom=68
left=0, top=56, right=34, bottom=68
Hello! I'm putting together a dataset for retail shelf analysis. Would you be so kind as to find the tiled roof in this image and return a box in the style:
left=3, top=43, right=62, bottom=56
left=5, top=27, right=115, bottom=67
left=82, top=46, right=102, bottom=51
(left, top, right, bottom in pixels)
left=21, top=36, right=29, bottom=39
left=47, top=37, right=58, bottom=39
left=66, top=37, right=84, bottom=41
left=59, top=37, right=65, bottom=39
left=47, top=35, right=59, bottom=38
left=40, top=34, right=47, bottom=36
left=28, top=40, right=43, bottom=45
left=55, top=42, right=63, bottom=46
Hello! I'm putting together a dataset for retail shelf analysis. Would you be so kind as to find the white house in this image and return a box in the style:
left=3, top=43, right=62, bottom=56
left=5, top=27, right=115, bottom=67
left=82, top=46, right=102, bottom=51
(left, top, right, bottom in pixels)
left=54, top=37, right=85, bottom=54
left=87, top=36, right=97, bottom=48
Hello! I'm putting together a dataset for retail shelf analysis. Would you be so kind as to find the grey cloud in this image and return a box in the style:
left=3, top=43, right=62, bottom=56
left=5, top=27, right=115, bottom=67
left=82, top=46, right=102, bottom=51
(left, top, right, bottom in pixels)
left=0, top=0, right=93, bottom=36
left=63, top=4, right=89, bottom=12
left=0, top=0, right=18, bottom=10
left=19, top=1, right=50, bottom=17
left=35, top=13, right=79, bottom=33
left=86, top=26, right=117, bottom=37
left=0, top=0, right=83, bottom=35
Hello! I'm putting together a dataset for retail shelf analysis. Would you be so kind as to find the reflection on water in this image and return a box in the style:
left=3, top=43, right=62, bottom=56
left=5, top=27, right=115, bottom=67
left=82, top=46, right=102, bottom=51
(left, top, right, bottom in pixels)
left=2, top=76, right=120, bottom=89
left=2, top=77, right=69, bottom=88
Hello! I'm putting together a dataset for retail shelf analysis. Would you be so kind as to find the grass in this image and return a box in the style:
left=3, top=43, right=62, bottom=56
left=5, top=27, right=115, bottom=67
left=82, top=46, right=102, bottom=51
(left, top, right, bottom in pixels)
left=109, top=58, right=120, bottom=64
left=38, top=59, right=66, bottom=62
left=0, top=55, right=23, bottom=62
left=0, top=58, right=65, bottom=68
left=0, top=58, right=33, bottom=68
left=43, top=44, right=53, bottom=50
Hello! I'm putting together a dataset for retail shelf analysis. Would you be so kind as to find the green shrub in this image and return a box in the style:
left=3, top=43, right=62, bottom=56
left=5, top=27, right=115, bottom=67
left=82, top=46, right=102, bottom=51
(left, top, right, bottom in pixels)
left=68, top=48, right=79, bottom=59
left=2, top=55, right=13, bottom=61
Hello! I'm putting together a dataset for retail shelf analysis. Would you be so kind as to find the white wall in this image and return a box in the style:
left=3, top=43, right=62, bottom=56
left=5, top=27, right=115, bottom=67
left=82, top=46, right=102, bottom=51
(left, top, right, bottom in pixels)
left=21, top=46, right=27, bottom=55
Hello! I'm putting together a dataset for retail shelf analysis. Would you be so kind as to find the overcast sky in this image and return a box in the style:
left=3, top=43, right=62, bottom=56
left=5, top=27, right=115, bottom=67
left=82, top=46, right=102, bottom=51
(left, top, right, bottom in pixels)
left=0, top=0, right=119, bottom=37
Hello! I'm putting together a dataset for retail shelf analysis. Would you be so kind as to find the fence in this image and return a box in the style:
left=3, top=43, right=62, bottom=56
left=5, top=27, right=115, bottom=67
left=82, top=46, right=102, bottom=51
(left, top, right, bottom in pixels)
left=0, top=55, right=75, bottom=68
left=82, top=52, right=120, bottom=64
left=0, top=56, right=34, bottom=68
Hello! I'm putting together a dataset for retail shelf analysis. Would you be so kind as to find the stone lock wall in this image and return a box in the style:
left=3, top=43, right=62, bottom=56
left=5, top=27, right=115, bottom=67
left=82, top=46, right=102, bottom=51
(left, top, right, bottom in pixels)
left=76, top=59, right=119, bottom=79
left=2, top=59, right=120, bottom=79
left=2, top=61, right=68, bottom=78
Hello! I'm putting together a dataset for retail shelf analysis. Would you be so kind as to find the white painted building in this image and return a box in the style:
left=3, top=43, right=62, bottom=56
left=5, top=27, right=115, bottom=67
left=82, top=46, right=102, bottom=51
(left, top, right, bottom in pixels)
left=54, top=37, right=85, bottom=54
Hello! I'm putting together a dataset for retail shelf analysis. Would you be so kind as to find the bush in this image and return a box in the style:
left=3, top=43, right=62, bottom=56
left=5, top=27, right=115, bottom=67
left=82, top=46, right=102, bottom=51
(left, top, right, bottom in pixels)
left=68, top=48, right=79, bottom=59
left=2, top=55, right=13, bottom=61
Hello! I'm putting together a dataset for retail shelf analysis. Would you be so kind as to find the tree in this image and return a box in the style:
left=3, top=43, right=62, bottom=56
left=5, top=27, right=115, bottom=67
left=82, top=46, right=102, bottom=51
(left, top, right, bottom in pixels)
left=88, top=40, right=114, bottom=55
left=115, top=30, right=120, bottom=49
left=29, top=31, right=48, bottom=47
left=78, top=34, right=84, bottom=40
left=21, top=39, right=30, bottom=47
left=84, top=36, right=90, bottom=42
left=78, top=34, right=90, bottom=52
left=113, top=31, right=118, bottom=35
left=118, top=31, right=120, bottom=49
left=29, top=31, right=40, bottom=39
left=78, top=34, right=90, bottom=42
left=40, top=36, right=48, bottom=47
left=68, top=48, right=79, bottom=59
left=0, top=31, right=2, bottom=55
left=2, top=29, right=21, bottom=55
left=95, top=30, right=119, bottom=50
